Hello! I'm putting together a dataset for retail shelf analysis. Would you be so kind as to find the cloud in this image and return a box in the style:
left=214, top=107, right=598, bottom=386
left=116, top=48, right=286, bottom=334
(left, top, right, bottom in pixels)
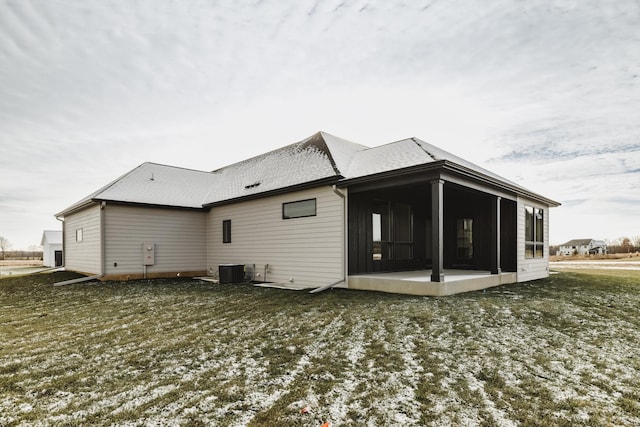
left=1, top=0, right=639, bottom=248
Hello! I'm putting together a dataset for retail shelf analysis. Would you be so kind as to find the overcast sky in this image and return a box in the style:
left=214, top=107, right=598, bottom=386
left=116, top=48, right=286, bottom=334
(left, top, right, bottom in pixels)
left=1, top=0, right=639, bottom=250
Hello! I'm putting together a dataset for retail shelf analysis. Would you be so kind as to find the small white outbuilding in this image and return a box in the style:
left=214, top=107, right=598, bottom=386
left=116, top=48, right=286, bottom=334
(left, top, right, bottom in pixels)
left=41, top=230, right=63, bottom=267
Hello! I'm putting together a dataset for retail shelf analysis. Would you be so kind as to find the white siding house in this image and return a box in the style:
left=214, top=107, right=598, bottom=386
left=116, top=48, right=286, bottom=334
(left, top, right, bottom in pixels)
left=207, top=186, right=345, bottom=289
left=56, top=131, right=560, bottom=295
left=40, top=230, right=63, bottom=267
left=516, top=197, right=550, bottom=282
left=104, top=205, right=207, bottom=279
left=56, top=163, right=216, bottom=279
left=62, top=204, right=102, bottom=275
left=558, top=239, right=607, bottom=256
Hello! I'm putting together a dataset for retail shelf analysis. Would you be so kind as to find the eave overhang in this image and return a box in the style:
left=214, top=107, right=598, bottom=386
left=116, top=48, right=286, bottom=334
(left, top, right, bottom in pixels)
left=203, top=176, right=341, bottom=208
left=95, top=199, right=207, bottom=211
left=56, top=198, right=207, bottom=219
left=55, top=199, right=97, bottom=219
left=338, top=160, right=561, bottom=207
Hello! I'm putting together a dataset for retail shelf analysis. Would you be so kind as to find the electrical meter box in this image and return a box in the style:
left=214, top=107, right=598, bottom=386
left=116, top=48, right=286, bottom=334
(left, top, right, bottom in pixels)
left=142, top=243, right=155, bottom=266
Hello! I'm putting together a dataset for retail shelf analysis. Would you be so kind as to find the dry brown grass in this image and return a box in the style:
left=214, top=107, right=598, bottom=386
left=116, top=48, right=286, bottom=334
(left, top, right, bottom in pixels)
left=0, top=260, right=43, bottom=267
left=550, top=253, right=640, bottom=262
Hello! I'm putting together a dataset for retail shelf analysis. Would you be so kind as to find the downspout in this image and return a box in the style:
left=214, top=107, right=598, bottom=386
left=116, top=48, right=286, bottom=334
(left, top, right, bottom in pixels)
left=100, top=201, right=106, bottom=278
left=56, top=215, right=65, bottom=268
left=310, top=185, right=346, bottom=294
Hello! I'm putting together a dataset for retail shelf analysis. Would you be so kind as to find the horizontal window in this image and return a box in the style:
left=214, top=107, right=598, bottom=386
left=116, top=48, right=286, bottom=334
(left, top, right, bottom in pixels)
left=283, top=199, right=316, bottom=219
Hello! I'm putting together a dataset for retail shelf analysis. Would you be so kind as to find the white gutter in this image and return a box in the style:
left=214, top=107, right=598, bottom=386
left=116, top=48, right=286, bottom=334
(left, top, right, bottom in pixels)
left=56, top=215, right=65, bottom=268
left=100, top=201, right=106, bottom=277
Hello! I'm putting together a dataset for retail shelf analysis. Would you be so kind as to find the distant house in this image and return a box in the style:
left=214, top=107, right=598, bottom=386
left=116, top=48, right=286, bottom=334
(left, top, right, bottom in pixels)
left=41, top=230, right=63, bottom=267
left=55, top=132, right=560, bottom=296
left=558, top=239, right=607, bottom=256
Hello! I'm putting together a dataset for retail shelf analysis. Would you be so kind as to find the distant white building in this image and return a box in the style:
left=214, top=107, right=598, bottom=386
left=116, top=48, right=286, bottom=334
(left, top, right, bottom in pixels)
left=41, top=230, right=63, bottom=267
left=558, top=239, right=607, bottom=256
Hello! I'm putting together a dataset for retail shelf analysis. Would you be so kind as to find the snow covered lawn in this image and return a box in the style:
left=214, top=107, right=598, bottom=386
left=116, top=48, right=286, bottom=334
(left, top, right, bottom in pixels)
left=1, top=271, right=639, bottom=426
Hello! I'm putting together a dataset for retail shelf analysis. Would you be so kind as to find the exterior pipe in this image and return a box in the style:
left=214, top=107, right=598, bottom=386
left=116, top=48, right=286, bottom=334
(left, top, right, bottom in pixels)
left=332, top=185, right=345, bottom=199
left=100, top=201, right=106, bottom=278
left=317, top=184, right=346, bottom=292
left=54, top=274, right=102, bottom=287
left=56, top=215, right=66, bottom=269
left=309, top=278, right=344, bottom=294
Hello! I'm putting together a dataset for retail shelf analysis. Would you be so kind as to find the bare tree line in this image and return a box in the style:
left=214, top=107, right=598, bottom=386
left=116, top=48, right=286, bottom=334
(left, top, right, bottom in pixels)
left=0, top=236, right=42, bottom=260
left=604, top=236, right=640, bottom=254
left=2, top=234, right=638, bottom=263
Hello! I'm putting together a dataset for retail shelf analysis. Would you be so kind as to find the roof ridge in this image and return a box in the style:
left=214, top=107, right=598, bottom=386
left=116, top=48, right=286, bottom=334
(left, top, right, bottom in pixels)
left=93, top=163, right=149, bottom=198
left=211, top=138, right=303, bottom=173
left=144, top=162, right=212, bottom=175
left=213, top=131, right=345, bottom=176
left=55, top=164, right=147, bottom=217
left=319, top=131, right=370, bottom=176
left=411, top=137, right=438, bottom=161
left=304, top=131, right=341, bottom=176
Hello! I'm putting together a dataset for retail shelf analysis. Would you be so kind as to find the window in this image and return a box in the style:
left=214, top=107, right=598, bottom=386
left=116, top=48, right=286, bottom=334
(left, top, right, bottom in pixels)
left=372, top=200, right=391, bottom=260
left=283, top=199, right=316, bottom=219
left=372, top=200, right=413, bottom=260
left=76, top=229, right=83, bottom=242
left=456, top=218, right=473, bottom=261
left=525, top=206, right=544, bottom=258
left=222, top=220, right=231, bottom=243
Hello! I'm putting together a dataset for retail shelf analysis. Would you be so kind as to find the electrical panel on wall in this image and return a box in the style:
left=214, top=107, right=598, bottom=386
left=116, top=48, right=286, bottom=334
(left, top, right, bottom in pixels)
left=142, top=243, right=155, bottom=266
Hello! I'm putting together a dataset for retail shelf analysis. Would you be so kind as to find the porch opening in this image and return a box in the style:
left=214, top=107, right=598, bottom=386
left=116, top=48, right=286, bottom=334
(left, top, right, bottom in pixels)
left=348, top=181, right=517, bottom=276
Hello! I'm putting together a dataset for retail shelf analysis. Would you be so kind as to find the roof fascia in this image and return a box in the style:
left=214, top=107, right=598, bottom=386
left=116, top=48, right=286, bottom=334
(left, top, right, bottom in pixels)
left=337, top=160, right=446, bottom=189
left=55, top=199, right=98, bottom=219
left=440, top=161, right=560, bottom=206
left=338, top=160, right=560, bottom=207
left=56, top=199, right=208, bottom=219
left=93, top=199, right=208, bottom=212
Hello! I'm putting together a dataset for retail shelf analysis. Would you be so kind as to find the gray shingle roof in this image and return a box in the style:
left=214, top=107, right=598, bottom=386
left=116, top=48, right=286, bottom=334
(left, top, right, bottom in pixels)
left=560, top=239, right=596, bottom=247
left=56, top=131, right=558, bottom=217
left=345, top=138, right=430, bottom=178
left=41, top=230, right=62, bottom=245
left=411, top=138, right=522, bottom=187
left=56, top=163, right=218, bottom=216
left=203, top=132, right=365, bottom=204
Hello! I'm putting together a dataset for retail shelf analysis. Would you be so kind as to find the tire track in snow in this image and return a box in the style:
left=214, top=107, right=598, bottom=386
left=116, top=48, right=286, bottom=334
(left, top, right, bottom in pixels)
left=391, top=319, right=423, bottom=425
left=235, top=310, right=347, bottom=426
left=464, top=372, right=517, bottom=427
left=323, top=315, right=367, bottom=422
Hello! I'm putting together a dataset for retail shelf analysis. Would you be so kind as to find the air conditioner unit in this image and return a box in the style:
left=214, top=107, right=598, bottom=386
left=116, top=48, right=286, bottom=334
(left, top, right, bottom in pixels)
left=219, top=264, right=245, bottom=284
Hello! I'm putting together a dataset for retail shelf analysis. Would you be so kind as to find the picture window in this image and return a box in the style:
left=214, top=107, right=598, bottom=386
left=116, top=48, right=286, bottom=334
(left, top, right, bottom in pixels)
left=283, top=199, right=316, bottom=219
